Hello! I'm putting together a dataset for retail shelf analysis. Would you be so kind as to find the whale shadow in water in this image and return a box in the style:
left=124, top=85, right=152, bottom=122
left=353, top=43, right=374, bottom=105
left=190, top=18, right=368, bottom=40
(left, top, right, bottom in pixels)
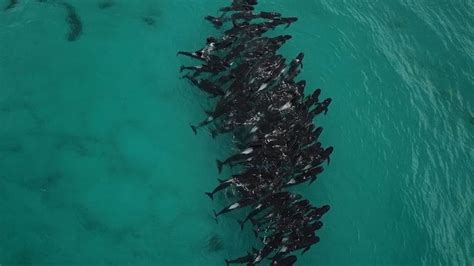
left=3, top=0, right=18, bottom=11
left=141, top=3, right=161, bottom=27
left=0, top=141, right=22, bottom=153
left=26, top=172, right=62, bottom=192
left=206, top=234, right=224, bottom=252
left=142, top=16, right=156, bottom=26
left=61, top=2, right=82, bottom=41
left=75, top=205, right=108, bottom=233
left=11, top=248, right=33, bottom=266
left=98, top=0, right=114, bottom=10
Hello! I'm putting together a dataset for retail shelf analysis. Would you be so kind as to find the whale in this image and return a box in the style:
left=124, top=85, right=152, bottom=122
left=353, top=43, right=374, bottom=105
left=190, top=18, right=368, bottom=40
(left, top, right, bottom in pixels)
left=178, top=1, right=333, bottom=262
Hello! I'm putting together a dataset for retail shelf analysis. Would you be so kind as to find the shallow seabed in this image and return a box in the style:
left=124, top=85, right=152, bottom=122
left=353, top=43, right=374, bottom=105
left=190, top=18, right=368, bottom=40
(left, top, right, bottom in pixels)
left=0, top=0, right=473, bottom=265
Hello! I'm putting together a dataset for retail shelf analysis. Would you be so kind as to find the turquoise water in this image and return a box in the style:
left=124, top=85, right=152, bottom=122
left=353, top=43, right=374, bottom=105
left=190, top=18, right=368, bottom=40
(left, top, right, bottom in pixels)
left=0, top=0, right=472, bottom=265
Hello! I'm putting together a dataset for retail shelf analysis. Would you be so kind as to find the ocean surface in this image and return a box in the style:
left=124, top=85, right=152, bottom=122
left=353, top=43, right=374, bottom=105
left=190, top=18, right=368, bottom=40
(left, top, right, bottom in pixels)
left=0, top=0, right=472, bottom=265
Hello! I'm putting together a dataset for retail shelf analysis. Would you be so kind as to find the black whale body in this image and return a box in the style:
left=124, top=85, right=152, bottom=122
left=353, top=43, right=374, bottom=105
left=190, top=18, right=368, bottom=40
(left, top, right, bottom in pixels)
left=179, top=0, right=333, bottom=264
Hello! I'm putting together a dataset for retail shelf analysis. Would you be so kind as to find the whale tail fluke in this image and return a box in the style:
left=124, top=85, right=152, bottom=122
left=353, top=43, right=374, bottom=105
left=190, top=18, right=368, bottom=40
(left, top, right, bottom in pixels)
left=205, top=15, right=223, bottom=28
left=216, top=160, right=224, bottom=173
left=237, top=219, right=245, bottom=230
left=253, top=229, right=258, bottom=238
left=301, top=246, right=311, bottom=254
left=205, top=192, right=214, bottom=200
left=213, top=210, right=219, bottom=223
left=190, top=125, right=197, bottom=135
